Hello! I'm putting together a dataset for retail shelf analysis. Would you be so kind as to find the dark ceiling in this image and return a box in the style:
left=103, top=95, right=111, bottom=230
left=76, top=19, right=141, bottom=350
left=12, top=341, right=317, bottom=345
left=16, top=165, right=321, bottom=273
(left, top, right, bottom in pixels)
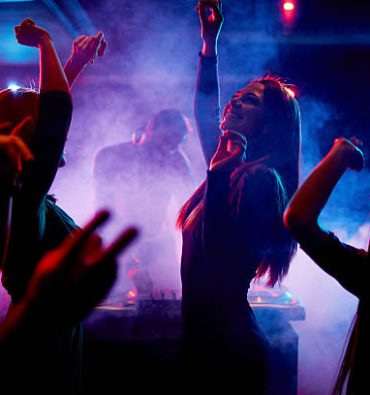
left=0, top=0, right=369, bottom=160
left=1, top=0, right=370, bottom=62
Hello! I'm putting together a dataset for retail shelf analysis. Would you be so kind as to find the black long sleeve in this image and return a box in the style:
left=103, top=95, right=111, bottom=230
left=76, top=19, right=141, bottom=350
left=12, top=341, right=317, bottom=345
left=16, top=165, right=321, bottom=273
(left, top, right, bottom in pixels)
left=194, top=54, right=222, bottom=167
left=202, top=165, right=280, bottom=303
left=21, top=91, right=72, bottom=209
left=300, top=232, right=369, bottom=299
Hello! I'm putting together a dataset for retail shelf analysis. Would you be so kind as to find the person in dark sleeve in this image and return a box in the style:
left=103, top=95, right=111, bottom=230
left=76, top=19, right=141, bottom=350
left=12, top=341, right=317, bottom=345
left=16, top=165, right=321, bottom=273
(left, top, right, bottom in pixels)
left=0, top=18, right=80, bottom=394
left=0, top=119, right=138, bottom=394
left=284, top=137, right=368, bottom=395
left=0, top=118, right=35, bottom=266
left=94, top=109, right=195, bottom=292
left=177, top=1, right=301, bottom=392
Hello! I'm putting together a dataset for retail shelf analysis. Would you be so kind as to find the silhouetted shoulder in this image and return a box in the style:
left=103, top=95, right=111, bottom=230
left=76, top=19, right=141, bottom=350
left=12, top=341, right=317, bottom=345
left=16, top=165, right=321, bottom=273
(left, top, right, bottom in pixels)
left=94, top=142, right=137, bottom=176
left=95, top=141, right=135, bottom=161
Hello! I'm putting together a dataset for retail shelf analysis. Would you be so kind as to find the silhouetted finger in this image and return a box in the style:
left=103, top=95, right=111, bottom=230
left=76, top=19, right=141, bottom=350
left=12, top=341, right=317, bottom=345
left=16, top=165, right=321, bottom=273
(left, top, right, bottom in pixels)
left=219, top=133, right=229, bottom=147
left=95, top=31, right=104, bottom=42
left=74, top=35, right=87, bottom=46
left=64, top=210, right=110, bottom=258
left=11, top=116, right=33, bottom=136
left=78, top=36, right=90, bottom=50
left=80, top=233, right=103, bottom=266
left=102, top=227, right=138, bottom=262
left=200, top=0, right=221, bottom=14
left=212, top=2, right=223, bottom=22
left=97, top=39, right=107, bottom=57
left=229, top=145, right=246, bottom=163
left=12, top=136, right=34, bottom=162
left=227, top=130, right=247, bottom=145
left=199, top=1, right=223, bottom=25
left=232, top=145, right=243, bottom=155
left=11, top=116, right=34, bottom=147
left=217, top=0, right=222, bottom=12
left=197, top=2, right=208, bottom=24
left=86, top=37, right=100, bottom=54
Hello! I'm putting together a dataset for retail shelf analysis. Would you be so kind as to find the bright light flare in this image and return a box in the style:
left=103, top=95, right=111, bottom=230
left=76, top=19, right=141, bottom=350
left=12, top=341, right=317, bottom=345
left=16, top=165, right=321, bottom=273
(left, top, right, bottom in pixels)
left=7, top=83, right=21, bottom=91
left=282, top=0, right=296, bottom=24
left=283, top=2, right=295, bottom=12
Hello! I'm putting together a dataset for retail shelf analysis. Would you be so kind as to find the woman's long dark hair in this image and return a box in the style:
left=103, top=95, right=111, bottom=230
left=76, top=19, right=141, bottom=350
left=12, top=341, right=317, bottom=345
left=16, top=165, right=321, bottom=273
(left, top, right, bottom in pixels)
left=177, top=76, right=301, bottom=287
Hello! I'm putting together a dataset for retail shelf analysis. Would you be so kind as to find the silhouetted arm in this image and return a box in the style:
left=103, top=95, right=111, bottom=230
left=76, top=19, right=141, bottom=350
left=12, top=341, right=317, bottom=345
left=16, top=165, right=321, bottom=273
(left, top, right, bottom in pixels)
left=0, top=119, right=35, bottom=266
left=14, top=19, right=73, bottom=208
left=284, top=137, right=368, bottom=297
left=64, top=32, right=107, bottom=88
left=195, top=0, right=224, bottom=166
left=14, top=18, right=69, bottom=93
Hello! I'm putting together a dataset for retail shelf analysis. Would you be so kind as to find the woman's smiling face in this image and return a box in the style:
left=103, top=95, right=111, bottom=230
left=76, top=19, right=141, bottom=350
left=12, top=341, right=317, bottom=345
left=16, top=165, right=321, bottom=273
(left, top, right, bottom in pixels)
left=220, top=82, right=266, bottom=139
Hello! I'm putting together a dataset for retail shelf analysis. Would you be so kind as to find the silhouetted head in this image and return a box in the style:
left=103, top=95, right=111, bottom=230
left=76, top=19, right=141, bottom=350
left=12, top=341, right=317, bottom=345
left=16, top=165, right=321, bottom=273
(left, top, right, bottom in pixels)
left=0, top=87, right=67, bottom=167
left=146, top=109, right=189, bottom=151
left=0, top=88, right=39, bottom=134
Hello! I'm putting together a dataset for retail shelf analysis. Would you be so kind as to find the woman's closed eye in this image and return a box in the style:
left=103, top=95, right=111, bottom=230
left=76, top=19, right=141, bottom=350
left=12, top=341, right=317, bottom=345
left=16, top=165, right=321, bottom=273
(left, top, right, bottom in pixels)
left=241, top=94, right=259, bottom=105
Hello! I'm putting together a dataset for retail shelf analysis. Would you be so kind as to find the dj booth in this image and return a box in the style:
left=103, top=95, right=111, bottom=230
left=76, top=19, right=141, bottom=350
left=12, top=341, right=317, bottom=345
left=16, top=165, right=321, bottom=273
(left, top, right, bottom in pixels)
left=83, top=284, right=305, bottom=394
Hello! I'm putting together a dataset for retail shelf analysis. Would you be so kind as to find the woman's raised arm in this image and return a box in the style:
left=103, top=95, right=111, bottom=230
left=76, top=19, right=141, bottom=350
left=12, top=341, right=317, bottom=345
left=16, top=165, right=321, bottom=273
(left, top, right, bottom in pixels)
left=194, top=0, right=224, bottom=166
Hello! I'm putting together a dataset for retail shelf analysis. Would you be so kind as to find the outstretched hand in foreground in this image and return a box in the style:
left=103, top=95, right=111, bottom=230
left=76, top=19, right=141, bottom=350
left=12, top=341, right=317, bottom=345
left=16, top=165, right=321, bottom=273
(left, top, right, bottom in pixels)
left=0, top=211, right=138, bottom=341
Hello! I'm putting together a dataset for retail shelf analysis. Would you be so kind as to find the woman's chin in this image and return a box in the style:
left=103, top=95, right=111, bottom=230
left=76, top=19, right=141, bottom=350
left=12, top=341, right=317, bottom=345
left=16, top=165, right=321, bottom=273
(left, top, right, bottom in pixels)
left=221, top=120, right=238, bottom=133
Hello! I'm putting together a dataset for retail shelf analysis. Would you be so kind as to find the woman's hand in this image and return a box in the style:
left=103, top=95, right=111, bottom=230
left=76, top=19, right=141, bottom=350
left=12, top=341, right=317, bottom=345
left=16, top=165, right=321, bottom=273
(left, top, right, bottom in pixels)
left=197, top=0, right=223, bottom=56
left=14, top=18, right=51, bottom=47
left=209, top=130, right=247, bottom=172
left=332, top=137, right=364, bottom=171
left=70, top=32, right=107, bottom=66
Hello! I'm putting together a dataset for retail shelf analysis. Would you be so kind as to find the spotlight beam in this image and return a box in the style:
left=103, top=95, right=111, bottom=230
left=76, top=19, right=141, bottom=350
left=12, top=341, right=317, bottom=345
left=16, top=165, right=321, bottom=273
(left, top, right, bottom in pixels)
left=62, top=0, right=96, bottom=35
left=40, top=0, right=78, bottom=36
